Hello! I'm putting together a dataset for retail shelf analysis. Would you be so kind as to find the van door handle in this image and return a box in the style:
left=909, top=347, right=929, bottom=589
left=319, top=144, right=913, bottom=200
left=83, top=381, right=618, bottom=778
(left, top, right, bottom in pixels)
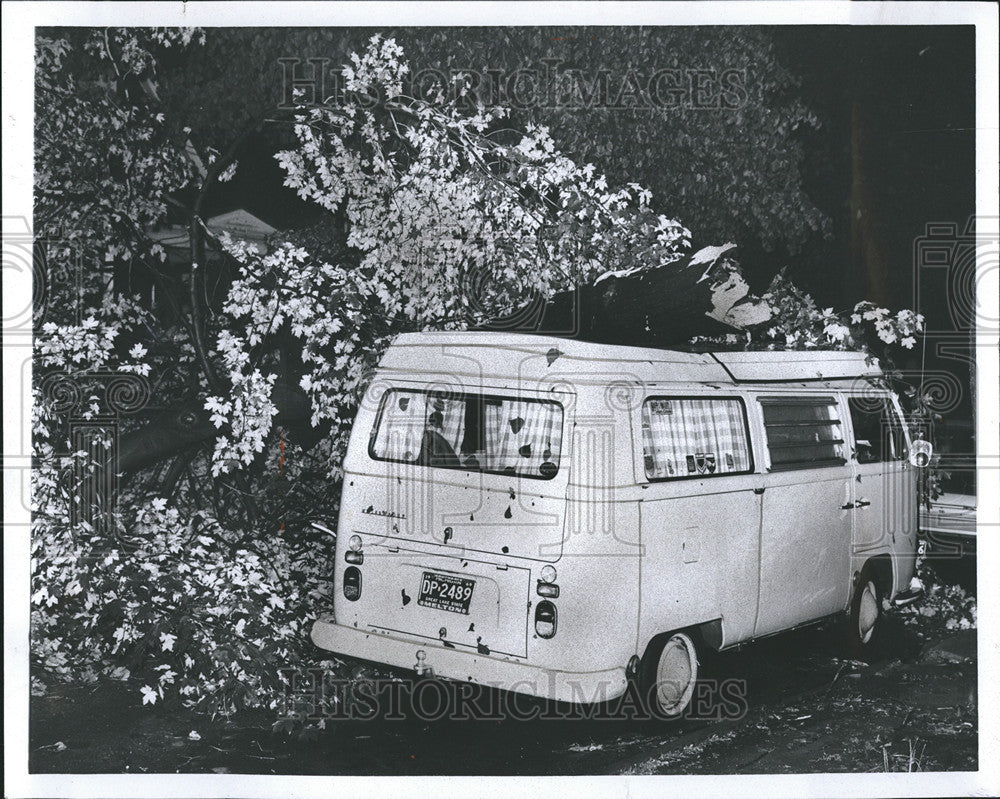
left=753, top=488, right=765, bottom=495
left=841, top=501, right=856, bottom=509
left=856, top=499, right=871, bottom=508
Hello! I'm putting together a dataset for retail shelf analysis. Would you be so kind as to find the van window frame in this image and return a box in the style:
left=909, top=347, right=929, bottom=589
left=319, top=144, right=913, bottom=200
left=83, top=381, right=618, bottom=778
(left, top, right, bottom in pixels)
left=639, top=394, right=755, bottom=483
left=367, top=386, right=565, bottom=481
left=758, top=395, right=848, bottom=472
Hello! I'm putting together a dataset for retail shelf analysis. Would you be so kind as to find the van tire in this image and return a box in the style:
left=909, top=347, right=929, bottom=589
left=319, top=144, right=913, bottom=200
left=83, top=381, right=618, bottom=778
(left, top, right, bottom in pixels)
left=847, top=567, right=883, bottom=660
left=638, top=631, right=699, bottom=719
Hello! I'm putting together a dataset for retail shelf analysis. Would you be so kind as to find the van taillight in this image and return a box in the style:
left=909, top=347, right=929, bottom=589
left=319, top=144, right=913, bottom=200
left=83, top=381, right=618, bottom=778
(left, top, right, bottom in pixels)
left=535, top=600, right=557, bottom=638
left=537, top=565, right=559, bottom=597
left=343, top=566, right=362, bottom=601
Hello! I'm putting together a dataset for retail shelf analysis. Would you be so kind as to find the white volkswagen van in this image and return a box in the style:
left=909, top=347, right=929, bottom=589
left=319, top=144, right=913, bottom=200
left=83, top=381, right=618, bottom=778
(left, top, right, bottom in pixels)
left=311, top=332, right=924, bottom=716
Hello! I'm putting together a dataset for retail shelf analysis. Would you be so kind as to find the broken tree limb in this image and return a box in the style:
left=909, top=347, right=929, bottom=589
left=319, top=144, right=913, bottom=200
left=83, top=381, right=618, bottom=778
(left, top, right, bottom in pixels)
left=520, top=244, right=774, bottom=347
left=117, top=244, right=773, bottom=476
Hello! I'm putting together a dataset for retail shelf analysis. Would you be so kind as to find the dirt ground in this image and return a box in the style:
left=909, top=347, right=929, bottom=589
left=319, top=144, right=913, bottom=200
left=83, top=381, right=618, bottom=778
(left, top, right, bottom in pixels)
left=28, top=570, right=977, bottom=777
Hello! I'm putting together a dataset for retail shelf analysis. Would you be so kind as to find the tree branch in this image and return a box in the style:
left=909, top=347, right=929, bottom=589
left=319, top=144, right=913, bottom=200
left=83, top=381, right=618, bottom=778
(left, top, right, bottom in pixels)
left=117, top=382, right=313, bottom=475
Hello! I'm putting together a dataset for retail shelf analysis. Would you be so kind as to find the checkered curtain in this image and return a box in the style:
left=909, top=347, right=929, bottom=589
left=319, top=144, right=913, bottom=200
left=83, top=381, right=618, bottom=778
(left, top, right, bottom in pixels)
left=372, top=390, right=426, bottom=461
left=372, top=391, right=465, bottom=461
left=427, top=394, right=466, bottom=452
left=484, top=399, right=561, bottom=477
left=641, top=398, right=750, bottom=479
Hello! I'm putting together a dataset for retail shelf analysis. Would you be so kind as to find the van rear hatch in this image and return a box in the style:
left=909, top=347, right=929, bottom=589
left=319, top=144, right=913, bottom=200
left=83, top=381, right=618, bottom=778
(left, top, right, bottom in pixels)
left=335, top=383, right=572, bottom=655
left=354, top=384, right=569, bottom=559
left=339, top=540, right=532, bottom=657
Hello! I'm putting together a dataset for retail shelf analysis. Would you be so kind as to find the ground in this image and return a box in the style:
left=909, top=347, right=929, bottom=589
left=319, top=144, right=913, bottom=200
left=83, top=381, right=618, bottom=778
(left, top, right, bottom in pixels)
left=28, top=564, right=977, bottom=776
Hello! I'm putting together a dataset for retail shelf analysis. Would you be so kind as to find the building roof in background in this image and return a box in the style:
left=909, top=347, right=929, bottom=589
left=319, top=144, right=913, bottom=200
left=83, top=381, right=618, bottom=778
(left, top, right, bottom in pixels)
left=148, top=208, right=277, bottom=255
left=206, top=209, right=276, bottom=242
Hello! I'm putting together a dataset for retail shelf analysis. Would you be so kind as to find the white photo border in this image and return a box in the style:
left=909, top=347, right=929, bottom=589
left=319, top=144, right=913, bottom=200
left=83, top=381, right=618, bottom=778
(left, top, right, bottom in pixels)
left=3, top=3, right=998, bottom=798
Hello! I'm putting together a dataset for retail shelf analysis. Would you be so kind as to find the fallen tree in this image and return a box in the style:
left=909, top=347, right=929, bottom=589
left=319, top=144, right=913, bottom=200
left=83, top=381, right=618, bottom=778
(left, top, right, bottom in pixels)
left=523, top=242, right=772, bottom=345
left=32, top=33, right=923, bottom=718
left=114, top=240, right=772, bottom=472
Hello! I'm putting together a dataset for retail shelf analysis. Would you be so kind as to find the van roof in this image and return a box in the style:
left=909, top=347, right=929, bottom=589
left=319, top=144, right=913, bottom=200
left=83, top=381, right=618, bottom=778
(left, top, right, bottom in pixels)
left=381, top=332, right=884, bottom=386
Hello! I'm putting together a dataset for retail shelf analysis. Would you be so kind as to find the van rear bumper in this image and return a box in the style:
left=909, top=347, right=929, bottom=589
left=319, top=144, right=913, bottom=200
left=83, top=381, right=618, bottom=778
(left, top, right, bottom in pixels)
left=311, top=615, right=627, bottom=705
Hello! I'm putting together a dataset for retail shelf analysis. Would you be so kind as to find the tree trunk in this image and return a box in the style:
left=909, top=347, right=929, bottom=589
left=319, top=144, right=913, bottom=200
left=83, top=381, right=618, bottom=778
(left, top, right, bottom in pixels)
left=520, top=243, right=774, bottom=347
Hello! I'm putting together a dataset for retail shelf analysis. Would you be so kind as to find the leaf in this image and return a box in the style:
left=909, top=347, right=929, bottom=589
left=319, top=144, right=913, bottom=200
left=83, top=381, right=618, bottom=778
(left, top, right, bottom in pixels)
left=140, top=685, right=158, bottom=706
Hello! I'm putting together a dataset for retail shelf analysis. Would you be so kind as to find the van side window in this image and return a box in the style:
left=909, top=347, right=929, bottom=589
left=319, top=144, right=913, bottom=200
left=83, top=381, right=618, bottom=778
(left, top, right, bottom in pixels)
left=848, top=397, right=906, bottom=463
left=369, top=388, right=563, bottom=480
left=640, top=397, right=752, bottom=480
left=760, top=397, right=846, bottom=471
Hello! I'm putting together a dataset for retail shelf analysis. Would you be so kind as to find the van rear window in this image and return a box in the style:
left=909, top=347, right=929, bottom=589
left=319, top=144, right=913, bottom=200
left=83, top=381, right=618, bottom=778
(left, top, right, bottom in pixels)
left=760, top=397, right=846, bottom=470
left=640, top=397, right=753, bottom=480
left=369, top=389, right=563, bottom=480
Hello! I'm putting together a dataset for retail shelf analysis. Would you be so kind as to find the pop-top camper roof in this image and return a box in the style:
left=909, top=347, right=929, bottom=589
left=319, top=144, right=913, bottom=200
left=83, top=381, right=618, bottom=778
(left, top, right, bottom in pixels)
left=379, top=332, right=883, bottom=387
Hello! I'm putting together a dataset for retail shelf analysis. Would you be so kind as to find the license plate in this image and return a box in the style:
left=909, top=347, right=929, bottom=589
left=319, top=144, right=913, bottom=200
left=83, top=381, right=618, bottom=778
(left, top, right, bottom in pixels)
left=418, top=571, right=475, bottom=615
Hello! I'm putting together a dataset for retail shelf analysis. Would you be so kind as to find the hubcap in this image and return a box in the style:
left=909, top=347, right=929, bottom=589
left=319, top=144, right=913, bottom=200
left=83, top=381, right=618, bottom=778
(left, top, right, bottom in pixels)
left=858, top=581, right=878, bottom=644
left=655, top=633, right=697, bottom=715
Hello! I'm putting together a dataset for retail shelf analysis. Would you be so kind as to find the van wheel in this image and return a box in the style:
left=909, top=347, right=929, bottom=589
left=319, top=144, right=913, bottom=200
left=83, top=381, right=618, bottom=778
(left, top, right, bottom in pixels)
left=639, top=631, right=699, bottom=718
left=847, top=568, right=883, bottom=659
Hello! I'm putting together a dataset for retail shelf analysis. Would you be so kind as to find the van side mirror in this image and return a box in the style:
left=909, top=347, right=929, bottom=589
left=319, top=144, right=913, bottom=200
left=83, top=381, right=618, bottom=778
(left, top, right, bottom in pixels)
left=909, top=439, right=933, bottom=468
